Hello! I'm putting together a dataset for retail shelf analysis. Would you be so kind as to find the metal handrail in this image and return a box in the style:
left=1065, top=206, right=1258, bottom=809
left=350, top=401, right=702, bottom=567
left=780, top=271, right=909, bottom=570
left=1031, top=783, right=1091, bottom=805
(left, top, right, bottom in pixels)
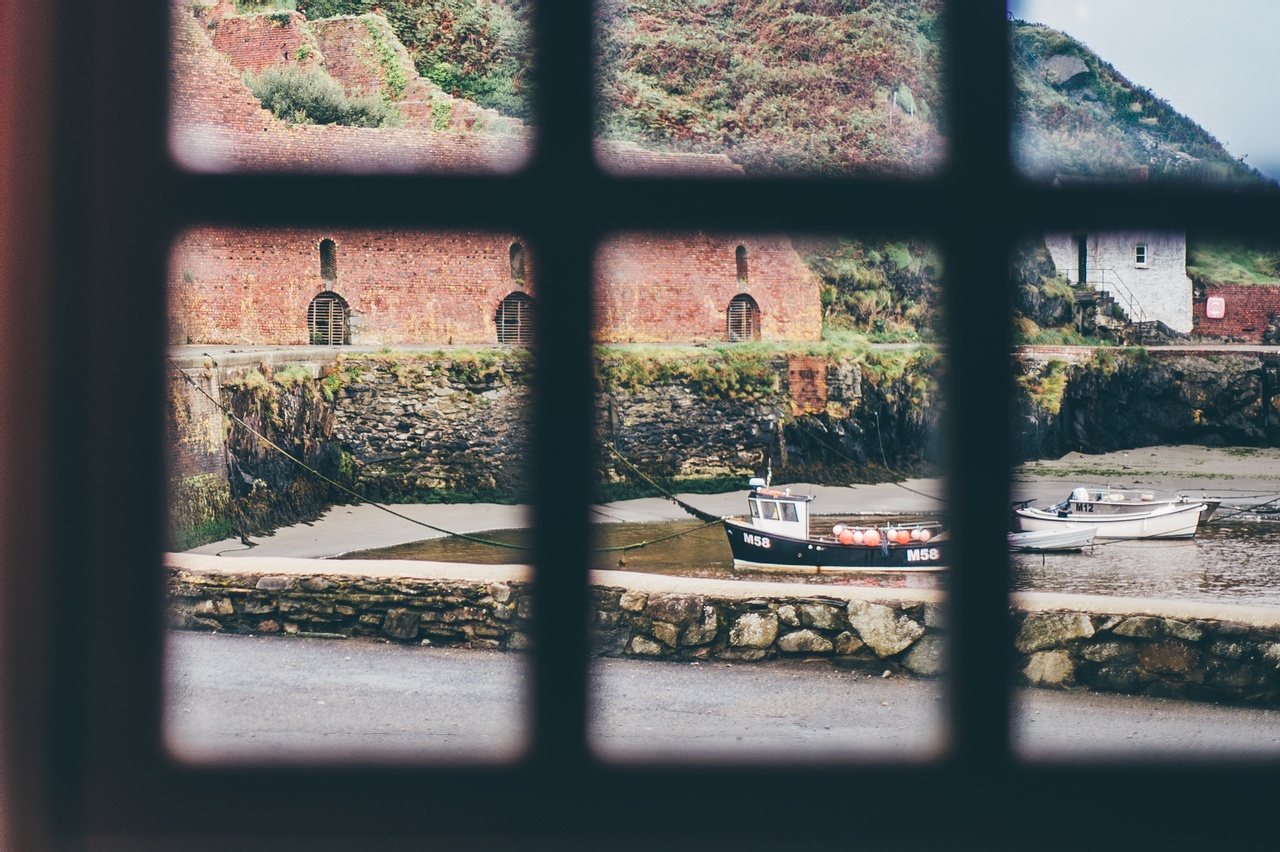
left=1060, top=266, right=1149, bottom=341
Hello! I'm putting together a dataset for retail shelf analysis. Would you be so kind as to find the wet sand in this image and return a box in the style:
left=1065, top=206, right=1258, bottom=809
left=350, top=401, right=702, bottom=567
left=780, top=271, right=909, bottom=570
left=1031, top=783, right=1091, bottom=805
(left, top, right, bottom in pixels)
left=183, top=445, right=1280, bottom=560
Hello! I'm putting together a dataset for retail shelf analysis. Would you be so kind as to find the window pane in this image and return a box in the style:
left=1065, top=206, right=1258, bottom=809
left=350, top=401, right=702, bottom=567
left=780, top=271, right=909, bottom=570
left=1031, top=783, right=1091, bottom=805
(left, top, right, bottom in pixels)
left=595, top=1, right=947, bottom=178
left=1011, top=232, right=1280, bottom=760
left=169, top=1, right=532, bottom=173
left=165, top=227, right=536, bottom=762
left=1010, top=2, right=1279, bottom=187
left=589, top=233, right=948, bottom=762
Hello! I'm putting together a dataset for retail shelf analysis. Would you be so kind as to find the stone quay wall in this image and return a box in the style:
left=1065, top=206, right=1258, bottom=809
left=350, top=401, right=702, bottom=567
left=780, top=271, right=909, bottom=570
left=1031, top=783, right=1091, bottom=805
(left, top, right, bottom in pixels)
left=167, top=554, right=1280, bottom=707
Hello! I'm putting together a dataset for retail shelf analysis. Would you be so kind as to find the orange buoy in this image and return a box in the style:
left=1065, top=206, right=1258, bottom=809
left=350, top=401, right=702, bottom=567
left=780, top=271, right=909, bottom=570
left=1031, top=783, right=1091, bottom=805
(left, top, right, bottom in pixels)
left=838, top=529, right=855, bottom=545
left=863, top=529, right=881, bottom=546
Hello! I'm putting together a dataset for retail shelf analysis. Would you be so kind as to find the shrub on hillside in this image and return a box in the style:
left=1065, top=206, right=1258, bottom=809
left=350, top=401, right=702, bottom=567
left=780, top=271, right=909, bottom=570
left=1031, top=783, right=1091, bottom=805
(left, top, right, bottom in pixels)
left=245, top=65, right=402, bottom=127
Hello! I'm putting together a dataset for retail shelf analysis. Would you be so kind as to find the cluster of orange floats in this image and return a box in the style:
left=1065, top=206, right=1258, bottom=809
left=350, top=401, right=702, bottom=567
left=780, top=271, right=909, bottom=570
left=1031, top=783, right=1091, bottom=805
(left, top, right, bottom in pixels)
left=830, top=523, right=933, bottom=547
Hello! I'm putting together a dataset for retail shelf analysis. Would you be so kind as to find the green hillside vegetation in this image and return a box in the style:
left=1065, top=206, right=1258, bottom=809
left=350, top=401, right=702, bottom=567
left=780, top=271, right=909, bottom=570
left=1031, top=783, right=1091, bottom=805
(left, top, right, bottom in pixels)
left=1011, top=21, right=1266, bottom=185
left=1186, top=239, right=1280, bottom=286
left=596, top=0, right=944, bottom=176
left=797, top=237, right=942, bottom=342
left=297, top=0, right=534, bottom=120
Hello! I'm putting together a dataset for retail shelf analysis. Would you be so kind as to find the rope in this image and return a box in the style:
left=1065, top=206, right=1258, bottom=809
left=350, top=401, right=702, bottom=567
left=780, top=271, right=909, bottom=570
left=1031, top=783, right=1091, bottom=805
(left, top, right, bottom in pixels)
left=1203, top=493, right=1280, bottom=523
left=593, top=518, right=725, bottom=554
left=174, top=362, right=726, bottom=555
left=601, top=439, right=723, bottom=523
left=174, top=366, right=533, bottom=552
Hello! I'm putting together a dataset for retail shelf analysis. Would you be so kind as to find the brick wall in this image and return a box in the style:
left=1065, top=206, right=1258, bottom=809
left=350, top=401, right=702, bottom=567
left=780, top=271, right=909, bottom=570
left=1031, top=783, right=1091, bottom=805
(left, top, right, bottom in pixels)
left=593, top=233, right=821, bottom=343
left=1193, top=283, right=1280, bottom=342
left=787, top=355, right=828, bottom=414
left=171, top=227, right=821, bottom=345
left=171, top=227, right=536, bottom=346
left=206, top=10, right=321, bottom=75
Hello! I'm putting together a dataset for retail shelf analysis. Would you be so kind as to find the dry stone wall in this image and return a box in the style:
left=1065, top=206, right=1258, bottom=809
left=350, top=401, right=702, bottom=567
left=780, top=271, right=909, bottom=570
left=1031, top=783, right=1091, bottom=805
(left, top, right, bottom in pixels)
left=331, top=354, right=533, bottom=501
left=167, top=555, right=1280, bottom=707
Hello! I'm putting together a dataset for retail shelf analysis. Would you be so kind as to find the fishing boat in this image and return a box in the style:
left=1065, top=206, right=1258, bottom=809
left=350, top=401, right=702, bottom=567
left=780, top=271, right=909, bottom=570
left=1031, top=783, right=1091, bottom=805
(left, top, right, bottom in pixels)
left=1012, top=498, right=1204, bottom=540
left=1050, top=485, right=1221, bottom=524
left=1007, top=525, right=1098, bottom=552
left=723, top=478, right=947, bottom=571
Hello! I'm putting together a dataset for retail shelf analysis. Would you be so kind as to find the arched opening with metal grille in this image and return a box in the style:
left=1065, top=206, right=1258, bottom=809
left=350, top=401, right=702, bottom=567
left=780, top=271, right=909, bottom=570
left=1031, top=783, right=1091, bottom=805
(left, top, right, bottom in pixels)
left=726, top=293, right=760, bottom=341
left=307, top=291, right=349, bottom=345
left=319, top=238, right=337, bottom=283
left=735, top=244, right=748, bottom=282
left=496, top=292, right=534, bottom=345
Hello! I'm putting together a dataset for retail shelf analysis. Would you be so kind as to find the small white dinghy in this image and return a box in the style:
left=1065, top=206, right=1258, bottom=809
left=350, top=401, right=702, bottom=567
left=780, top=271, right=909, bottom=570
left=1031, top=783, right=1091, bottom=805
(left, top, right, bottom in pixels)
left=1007, top=525, right=1098, bottom=553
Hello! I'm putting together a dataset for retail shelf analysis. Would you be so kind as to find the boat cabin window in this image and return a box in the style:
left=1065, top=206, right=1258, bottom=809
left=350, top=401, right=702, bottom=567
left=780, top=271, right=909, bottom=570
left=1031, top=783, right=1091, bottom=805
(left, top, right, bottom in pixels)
left=752, top=499, right=799, bottom=522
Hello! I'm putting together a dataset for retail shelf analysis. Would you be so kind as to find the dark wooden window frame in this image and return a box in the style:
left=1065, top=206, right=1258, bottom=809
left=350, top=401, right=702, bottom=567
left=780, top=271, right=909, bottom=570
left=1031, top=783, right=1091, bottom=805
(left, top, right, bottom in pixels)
left=6, top=0, right=1280, bottom=848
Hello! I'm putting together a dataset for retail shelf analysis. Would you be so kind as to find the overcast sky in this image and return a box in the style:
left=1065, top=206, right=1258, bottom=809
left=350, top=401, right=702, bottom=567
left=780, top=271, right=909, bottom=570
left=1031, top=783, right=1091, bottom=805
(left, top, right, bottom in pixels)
left=1008, top=1, right=1280, bottom=181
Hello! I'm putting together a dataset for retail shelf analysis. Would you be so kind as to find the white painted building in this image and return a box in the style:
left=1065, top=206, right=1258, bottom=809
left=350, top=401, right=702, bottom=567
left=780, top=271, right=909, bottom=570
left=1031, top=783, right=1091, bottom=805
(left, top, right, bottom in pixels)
left=1042, top=231, right=1192, bottom=333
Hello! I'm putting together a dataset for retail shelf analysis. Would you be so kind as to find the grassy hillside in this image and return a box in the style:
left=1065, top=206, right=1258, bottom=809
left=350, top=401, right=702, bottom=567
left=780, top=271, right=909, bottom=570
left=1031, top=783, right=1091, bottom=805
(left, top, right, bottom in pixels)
left=1187, top=239, right=1280, bottom=286
left=1011, top=21, right=1266, bottom=186
left=796, top=236, right=943, bottom=342
left=595, top=0, right=945, bottom=177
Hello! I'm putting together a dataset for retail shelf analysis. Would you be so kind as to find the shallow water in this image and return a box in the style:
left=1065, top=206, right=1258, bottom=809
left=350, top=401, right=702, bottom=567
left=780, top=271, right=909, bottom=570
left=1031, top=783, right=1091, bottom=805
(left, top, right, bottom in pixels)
left=343, top=516, right=1280, bottom=605
left=1010, top=517, right=1280, bottom=606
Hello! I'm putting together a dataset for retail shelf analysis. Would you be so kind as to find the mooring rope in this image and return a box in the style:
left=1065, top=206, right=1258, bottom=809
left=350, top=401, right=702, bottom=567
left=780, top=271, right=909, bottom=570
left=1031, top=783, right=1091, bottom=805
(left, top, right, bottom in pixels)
left=174, top=363, right=725, bottom=555
left=174, top=366, right=532, bottom=552
left=600, top=439, right=723, bottom=523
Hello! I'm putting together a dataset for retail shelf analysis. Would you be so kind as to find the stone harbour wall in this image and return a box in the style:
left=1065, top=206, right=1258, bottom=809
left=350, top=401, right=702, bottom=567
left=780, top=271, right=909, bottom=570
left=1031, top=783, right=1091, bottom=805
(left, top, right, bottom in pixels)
left=1013, top=597, right=1280, bottom=705
left=167, top=555, right=1280, bottom=707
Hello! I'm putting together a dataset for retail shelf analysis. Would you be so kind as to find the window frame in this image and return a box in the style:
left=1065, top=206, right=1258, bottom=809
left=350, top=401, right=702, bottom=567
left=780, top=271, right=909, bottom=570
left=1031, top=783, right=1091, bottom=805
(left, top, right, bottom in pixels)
left=6, top=0, right=1280, bottom=848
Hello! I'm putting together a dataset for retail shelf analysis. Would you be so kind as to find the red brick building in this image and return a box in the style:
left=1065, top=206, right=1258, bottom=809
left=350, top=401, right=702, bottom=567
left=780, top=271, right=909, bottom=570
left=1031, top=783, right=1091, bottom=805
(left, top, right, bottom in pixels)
left=167, top=2, right=821, bottom=346
left=170, top=227, right=820, bottom=346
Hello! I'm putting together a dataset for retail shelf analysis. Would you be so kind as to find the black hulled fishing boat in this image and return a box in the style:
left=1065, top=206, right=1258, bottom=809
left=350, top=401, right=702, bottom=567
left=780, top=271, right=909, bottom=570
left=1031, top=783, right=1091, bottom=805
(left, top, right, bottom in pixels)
left=723, top=479, right=947, bottom=572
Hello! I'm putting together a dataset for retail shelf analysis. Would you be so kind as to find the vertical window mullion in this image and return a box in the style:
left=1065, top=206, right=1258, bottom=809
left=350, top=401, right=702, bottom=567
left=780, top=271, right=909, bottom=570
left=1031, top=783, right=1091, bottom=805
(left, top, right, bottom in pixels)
left=526, top=0, right=598, bottom=771
left=941, top=0, right=1016, bottom=772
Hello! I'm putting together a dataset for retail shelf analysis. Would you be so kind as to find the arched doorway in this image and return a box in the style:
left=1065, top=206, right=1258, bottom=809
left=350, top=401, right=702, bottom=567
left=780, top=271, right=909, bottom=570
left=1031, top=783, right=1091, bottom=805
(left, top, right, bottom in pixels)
left=307, top=292, right=349, bottom=345
left=496, top=292, right=534, bottom=345
left=726, top=293, right=760, bottom=341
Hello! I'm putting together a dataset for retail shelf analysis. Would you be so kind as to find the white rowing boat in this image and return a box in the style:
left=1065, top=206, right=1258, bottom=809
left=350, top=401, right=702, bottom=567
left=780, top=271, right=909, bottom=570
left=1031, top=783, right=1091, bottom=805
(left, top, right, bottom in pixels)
left=1007, top=525, right=1098, bottom=552
left=1013, top=499, right=1204, bottom=540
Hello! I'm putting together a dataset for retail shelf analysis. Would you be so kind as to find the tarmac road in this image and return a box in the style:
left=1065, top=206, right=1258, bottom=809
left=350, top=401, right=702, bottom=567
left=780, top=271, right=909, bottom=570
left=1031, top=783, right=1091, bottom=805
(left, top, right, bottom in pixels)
left=166, top=632, right=1280, bottom=766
